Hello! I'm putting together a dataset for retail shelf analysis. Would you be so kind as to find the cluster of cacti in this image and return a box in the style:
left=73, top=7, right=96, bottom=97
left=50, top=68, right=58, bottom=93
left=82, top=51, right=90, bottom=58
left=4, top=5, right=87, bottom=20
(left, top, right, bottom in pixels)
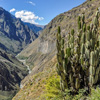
left=56, top=10, right=100, bottom=93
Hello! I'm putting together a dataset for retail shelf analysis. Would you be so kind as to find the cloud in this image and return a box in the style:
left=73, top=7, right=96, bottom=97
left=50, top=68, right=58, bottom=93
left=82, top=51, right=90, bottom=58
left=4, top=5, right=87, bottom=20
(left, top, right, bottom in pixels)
left=28, top=1, right=35, bottom=6
left=10, top=8, right=16, bottom=13
left=15, top=10, right=44, bottom=24
left=39, top=17, right=44, bottom=21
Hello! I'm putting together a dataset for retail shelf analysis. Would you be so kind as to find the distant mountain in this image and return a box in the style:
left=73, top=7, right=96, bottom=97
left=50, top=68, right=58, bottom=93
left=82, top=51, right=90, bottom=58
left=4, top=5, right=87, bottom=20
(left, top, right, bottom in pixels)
left=0, top=7, right=38, bottom=55
left=0, top=49, right=28, bottom=100
left=24, top=22, right=45, bottom=35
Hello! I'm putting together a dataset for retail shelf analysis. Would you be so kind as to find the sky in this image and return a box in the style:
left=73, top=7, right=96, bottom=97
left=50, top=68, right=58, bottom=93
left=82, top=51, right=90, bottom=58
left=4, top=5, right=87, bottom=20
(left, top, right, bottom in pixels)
left=0, top=0, right=86, bottom=25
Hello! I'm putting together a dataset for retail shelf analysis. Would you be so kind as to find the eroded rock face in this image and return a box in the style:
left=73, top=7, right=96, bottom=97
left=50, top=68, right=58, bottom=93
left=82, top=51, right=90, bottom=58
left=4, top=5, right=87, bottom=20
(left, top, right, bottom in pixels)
left=0, top=50, right=28, bottom=92
left=0, top=68, right=14, bottom=91
left=38, top=39, right=56, bottom=54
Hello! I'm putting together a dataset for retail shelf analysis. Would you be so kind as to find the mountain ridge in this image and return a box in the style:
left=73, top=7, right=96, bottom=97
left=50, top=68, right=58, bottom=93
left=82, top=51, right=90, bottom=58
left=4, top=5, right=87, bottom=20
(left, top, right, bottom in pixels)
left=0, top=7, right=38, bottom=55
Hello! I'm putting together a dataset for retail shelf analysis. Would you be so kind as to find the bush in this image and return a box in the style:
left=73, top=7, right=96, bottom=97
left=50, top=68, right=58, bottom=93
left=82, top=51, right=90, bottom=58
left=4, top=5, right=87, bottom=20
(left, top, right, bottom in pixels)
left=44, top=74, right=62, bottom=100
left=88, top=87, right=100, bottom=100
left=44, top=73, right=87, bottom=100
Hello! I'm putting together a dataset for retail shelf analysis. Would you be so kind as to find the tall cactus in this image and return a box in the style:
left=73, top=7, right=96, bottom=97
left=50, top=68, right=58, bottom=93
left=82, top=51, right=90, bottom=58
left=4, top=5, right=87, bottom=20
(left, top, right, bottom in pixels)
left=56, top=9, right=100, bottom=94
left=56, top=26, right=68, bottom=91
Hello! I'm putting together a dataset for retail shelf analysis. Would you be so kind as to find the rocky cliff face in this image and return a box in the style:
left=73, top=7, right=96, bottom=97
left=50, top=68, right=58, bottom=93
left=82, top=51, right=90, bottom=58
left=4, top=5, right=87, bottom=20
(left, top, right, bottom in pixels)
left=0, top=49, right=28, bottom=99
left=38, top=39, right=56, bottom=54
left=0, top=7, right=38, bottom=55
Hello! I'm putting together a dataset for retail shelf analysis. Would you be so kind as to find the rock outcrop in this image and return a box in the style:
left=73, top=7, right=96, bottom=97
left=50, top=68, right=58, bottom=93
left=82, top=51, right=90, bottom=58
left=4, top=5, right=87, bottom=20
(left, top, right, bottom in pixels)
left=0, top=50, right=28, bottom=99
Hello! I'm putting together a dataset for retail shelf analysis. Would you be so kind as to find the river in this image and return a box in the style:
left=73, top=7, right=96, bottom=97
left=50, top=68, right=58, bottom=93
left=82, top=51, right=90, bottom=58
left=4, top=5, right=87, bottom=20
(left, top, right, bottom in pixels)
left=18, top=59, right=31, bottom=88
left=19, top=59, right=31, bottom=74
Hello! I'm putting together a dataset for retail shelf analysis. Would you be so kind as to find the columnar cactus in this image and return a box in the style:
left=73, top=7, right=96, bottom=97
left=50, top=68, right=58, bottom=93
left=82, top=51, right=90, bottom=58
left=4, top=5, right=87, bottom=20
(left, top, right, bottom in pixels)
left=56, top=26, right=68, bottom=91
left=56, top=10, right=100, bottom=94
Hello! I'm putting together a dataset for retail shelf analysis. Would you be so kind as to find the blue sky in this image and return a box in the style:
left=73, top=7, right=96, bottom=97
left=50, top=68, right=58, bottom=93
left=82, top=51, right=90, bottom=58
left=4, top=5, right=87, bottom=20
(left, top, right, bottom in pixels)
left=0, top=0, right=86, bottom=25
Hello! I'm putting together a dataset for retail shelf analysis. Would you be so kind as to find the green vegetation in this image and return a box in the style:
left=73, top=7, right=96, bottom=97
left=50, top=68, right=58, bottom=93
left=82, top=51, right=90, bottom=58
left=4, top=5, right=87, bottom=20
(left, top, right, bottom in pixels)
left=44, top=73, right=100, bottom=100
left=44, top=74, right=87, bottom=100
left=56, top=9, right=100, bottom=98
left=44, top=75, right=60, bottom=100
left=89, top=87, right=100, bottom=100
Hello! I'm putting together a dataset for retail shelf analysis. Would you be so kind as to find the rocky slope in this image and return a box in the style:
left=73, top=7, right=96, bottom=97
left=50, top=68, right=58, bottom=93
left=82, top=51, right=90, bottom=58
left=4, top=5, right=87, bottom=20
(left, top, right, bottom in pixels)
left=14, top=0, right=100, bottom=99
left=0, top=49, right=28, bottom=100
left=0, top=7, right=38, bottom=55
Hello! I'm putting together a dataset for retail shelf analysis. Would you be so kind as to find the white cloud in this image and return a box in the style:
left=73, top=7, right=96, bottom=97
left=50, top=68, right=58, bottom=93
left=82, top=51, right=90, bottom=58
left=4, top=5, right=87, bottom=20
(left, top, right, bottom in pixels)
left=39, top=17, right=44, bottom=21
left=10, top=8, right=16, bottom=13
left=28, top=1, right=35, bottom=6
left=15, top=10, right=44, bottom=24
